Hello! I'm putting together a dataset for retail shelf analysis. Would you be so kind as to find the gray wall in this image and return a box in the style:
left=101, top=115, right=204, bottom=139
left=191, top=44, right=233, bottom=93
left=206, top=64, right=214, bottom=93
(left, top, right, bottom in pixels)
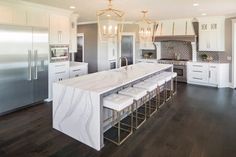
left=78, top=24, right=98, bottom=73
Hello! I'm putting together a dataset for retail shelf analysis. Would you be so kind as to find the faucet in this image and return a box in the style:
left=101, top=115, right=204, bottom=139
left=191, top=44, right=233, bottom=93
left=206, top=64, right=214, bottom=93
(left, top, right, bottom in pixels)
left=118, top=57, right=128, bottom=71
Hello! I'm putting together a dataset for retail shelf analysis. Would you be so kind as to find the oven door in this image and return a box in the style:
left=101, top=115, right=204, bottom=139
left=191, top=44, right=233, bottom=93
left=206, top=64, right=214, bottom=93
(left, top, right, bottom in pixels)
left=173, top=65, right=187, bottom=82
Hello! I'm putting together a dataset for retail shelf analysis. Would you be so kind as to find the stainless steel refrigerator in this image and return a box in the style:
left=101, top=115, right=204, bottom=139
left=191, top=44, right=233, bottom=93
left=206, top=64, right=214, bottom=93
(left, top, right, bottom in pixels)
left=0, top=25, right=49, bottom=115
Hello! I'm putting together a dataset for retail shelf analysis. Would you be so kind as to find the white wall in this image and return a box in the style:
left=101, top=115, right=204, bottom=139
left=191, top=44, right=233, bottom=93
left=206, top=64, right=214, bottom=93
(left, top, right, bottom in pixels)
left=233, top=19, right=236, bottom=88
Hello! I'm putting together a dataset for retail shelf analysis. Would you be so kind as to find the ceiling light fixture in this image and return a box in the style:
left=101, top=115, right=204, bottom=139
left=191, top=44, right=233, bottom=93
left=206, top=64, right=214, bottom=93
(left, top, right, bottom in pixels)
left=97, top=0, right=124, bottom=40
left=70, top=6, right=76, bottom=9
left=138, top=11, right=156, bottom=42
left=193, top=3, right=199, bottom=7
left=201, top=13, right=207, bottom=16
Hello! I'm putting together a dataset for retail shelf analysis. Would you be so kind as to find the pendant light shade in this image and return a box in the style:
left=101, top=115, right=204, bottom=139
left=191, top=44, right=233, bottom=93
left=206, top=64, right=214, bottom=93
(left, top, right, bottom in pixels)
left=97, top=0, right=124, bottom=41
left=138, top=11, right=156, bottom=42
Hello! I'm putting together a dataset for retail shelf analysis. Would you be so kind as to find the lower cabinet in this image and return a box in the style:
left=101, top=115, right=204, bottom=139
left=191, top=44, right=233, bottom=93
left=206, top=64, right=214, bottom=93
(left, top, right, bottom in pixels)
left=48, top=62, right=88, bottom=101
left=187, top=62, right=229, bottom=88
left=48, top=62, right=70, bottom=100
left=69, top=62, right=88, bottom=78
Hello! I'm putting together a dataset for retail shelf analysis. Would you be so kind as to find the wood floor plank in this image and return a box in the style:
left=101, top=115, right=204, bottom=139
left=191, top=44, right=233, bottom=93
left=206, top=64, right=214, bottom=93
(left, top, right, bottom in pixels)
left=0, top=83, right=236, bottom=157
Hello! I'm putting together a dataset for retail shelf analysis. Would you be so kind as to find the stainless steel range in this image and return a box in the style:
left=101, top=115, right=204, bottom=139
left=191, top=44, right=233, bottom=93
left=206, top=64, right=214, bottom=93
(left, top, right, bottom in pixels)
left=158, top=58, right=189, bottom=82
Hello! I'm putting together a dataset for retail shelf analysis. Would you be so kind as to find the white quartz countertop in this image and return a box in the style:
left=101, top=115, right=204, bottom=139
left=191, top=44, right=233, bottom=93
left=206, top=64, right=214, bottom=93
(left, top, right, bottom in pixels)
left=55, top=63, right=172, bottom=94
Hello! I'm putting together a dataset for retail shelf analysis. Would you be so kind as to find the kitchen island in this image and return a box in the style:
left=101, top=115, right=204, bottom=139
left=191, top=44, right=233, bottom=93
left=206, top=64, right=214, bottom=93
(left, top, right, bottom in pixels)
left=53, top=63, right=173, bottom=150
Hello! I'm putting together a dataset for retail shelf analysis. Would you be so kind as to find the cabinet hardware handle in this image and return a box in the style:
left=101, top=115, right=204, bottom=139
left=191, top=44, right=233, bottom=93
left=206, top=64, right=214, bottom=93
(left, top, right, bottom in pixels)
left=193, top=77, right=203, bottom=80
left=56, top=71, right=66, bottom=74
left=73, top=69, right=81, bottom=72
left=55, top=65, right=65, bottom=67
left=34, top=50, right=38, bottom=80
left=192, top=65, right=203, bottom=67
left=192, top=70, right=203, bottom=73
left=209, top=71, right=211, bottom=78
left=28, top=50, right=32, bottom=81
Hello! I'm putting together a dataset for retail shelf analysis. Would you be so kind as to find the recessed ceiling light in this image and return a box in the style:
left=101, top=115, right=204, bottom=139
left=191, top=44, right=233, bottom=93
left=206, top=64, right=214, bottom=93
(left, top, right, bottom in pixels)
left=107, top=14, right=111, bottom=17
left=193, top=3, right=199, bottom=7
left=70, top=6, right=76, bottom=9
left=201, top=13, right=207, bottom=16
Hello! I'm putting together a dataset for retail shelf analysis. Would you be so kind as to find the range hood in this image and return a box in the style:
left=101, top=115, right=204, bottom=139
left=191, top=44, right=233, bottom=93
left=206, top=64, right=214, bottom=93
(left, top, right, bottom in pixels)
left=154, top=21, right=198, bottom=42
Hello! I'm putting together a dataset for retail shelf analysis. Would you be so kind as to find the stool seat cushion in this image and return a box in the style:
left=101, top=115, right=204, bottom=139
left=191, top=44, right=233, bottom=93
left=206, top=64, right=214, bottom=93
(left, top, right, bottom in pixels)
left=103, top=94, right=133, bottom=111
left=119, top=87, right=147, bottom=101
left=172, top=72, right=177, bottom=78
left=133, top=81, right=157, bottom=92
left=157, top=72, right=173, bottom=82
left=145, top=76, right=165, bottom=86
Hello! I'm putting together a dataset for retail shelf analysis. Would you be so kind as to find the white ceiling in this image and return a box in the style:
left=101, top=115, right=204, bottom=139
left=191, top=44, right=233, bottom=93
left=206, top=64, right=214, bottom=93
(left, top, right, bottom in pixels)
left=22, top=0, right=236, bottom=22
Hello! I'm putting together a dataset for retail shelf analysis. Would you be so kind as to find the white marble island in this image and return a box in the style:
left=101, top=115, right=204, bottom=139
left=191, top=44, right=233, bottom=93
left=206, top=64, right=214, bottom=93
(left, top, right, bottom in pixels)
left=53, top=63, right=173, bottom=150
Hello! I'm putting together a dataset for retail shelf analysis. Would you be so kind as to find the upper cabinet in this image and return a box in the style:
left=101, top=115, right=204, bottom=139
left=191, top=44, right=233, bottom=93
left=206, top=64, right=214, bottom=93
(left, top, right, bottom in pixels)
left=0, top=5, right=13, bottom=24
left=27, top=8, right=49, bottom=27
left=69, top=14, right=79, bottom=52
left=198, top=17, right=225, bottom=52
left=155, top=18, right=195, bottom=36
left=49, top=14, right=70, bottom=44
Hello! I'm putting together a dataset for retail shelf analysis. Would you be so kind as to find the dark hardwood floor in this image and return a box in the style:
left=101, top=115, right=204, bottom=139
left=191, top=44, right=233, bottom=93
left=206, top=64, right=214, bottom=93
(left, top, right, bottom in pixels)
left=0, top=83, right=236, bottom=157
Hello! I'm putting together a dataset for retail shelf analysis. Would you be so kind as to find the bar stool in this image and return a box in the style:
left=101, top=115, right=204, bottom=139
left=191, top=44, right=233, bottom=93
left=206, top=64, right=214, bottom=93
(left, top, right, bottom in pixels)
left=119, top=87, right=147, bottom=129
left=103, top=94, right=134, bottom=145
left=133, top=81, right=158, bottom=117
left=145, top=75, right=166, bottom=108
left=172, top=72, right=177, bottom=95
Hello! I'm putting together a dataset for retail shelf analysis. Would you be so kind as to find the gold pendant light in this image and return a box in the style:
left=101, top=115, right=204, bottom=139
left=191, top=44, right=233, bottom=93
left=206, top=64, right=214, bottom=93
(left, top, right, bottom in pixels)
left=97, top=0, right=124, bottom=40
left=138, top=11, right=156, bottom=42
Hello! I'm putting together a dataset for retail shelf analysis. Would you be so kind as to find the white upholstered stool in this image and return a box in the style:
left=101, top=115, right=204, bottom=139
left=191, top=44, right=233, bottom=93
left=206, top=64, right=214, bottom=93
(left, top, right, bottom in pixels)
left=145, top=74, right=166, bottom=108
left=119, top=87, right=147, bottom=129
left=133, top=81, right=158, bottom=117
left=172, top=72, right=177, bottom=95
left=103, top=94, right=134, bottom=145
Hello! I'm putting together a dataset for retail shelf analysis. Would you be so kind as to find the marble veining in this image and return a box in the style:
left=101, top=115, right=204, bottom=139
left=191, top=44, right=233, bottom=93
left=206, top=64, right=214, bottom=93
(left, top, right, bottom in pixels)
left=53, top=63, right=173, bottom=151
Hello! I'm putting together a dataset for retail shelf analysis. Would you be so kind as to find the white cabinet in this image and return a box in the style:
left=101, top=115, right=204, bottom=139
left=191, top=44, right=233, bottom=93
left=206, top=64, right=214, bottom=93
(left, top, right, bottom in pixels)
left=108, top=39, right=117, bottom=60
left=198, top=17, right=225, bottom=52
left=48, top=62, right=70, bottom=100
left=69, top=62, right=88, bottom=78
left=0, top=5, right=13, bottom=24
left=50, top=14, right=70, bottom=44
left=139, top=42, right=155, bottom=50
left=187, top=62, right=229, bottom=88
left=27, top=8, right=49, bottom=27
left=208, top=65, right=218, bottom=85
left=69, top=14, right=78, bottom=53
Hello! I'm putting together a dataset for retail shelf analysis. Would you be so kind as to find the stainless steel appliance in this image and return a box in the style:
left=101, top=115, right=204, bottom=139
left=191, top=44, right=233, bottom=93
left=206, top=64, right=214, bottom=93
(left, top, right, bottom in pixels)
left=50, top=45, right=69, bottom=62
left=0, top=25, right=49, bottom=115
left=158, top=58, right=188, bottom=82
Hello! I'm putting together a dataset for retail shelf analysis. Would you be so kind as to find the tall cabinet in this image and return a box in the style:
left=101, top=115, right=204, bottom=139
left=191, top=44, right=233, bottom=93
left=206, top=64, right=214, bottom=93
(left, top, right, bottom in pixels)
left=198, top=17, right=225, bottom=52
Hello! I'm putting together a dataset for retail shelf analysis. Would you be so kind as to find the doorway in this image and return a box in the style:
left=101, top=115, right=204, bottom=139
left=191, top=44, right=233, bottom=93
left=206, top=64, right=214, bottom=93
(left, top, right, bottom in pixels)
left=75, top=33, right=84, bottom=62
left=120, top=33, right=135, bottom=66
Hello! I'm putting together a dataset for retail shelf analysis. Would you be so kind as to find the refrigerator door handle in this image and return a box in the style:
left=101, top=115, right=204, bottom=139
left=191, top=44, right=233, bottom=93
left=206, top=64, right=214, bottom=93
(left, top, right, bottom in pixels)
left=34, top=50, right=38, bottom=80
left=28, top=50, right=32, bottom=81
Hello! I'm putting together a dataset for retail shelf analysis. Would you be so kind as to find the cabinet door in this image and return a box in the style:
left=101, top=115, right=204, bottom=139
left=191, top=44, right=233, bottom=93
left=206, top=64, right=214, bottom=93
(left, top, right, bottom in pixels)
left=59, top=16, right=70, bottom=44
left=199, top=29, right=209, bottom=51
left=208, top=65, right=218, bottom=85
left=187, top=20, right=195, bottom=35
left=49, top=14, right=60, bottom=44
left=0, top=5, right=12, bottom=24
left=27, top=8, right=49, bottom=27
left=12, top=7, right=27, bottom=26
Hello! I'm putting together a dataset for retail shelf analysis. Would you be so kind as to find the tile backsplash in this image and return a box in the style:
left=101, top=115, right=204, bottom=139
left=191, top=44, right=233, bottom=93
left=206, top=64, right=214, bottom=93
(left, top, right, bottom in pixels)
left=161, top=40, right=230, bottom=63
left=197, top=51, right=229, bottom=63
left=161, top=41, right=192, bottom=60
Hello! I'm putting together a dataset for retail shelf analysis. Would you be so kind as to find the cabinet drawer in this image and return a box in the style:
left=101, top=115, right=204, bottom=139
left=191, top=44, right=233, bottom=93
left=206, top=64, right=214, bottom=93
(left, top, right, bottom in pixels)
left=189, top=64, right=208, bottom=71
left=188, top=71, right=208, bottom=83
left=54, top=64, right=68, bottom=73
left=69, top=67, right=86, bottom=78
